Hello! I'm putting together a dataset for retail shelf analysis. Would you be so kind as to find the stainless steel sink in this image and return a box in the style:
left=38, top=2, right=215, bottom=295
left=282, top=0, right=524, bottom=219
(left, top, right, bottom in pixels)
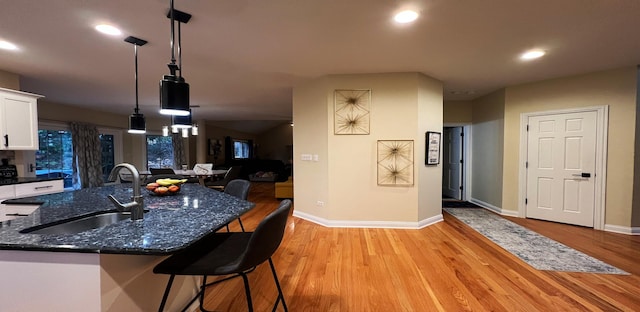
left=20, top=211, right=134, bottom=235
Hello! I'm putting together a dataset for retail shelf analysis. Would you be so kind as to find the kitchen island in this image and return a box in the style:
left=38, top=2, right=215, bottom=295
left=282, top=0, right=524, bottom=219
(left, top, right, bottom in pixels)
left=0, top=183, right=254, bottom=311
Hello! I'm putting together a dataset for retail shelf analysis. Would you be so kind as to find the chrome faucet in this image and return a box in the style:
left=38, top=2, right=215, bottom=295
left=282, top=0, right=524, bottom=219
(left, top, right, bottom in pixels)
left=107, top=163, right=144, bottom=221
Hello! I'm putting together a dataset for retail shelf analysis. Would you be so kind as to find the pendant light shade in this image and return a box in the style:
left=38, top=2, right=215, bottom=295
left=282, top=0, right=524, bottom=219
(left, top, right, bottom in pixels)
left=128, top=113, right=146, bottom=134
left=125, top=36, right=148, bottom=134
left=171, top=109, right=192, bottom=128
left=160, top=75, right=190, bottom=116
left=160, top=0, right=192, bottom=116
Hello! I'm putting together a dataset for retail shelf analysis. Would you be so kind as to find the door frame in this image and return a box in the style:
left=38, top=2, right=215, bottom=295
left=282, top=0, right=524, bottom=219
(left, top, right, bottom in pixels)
left=518, top=106, right=608, bottom=230
left=443, top=123, right=472, bottom=201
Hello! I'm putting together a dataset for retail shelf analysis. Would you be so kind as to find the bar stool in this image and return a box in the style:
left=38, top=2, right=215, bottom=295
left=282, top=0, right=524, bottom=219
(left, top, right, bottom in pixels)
left=153, top=199, right=292, bottom=312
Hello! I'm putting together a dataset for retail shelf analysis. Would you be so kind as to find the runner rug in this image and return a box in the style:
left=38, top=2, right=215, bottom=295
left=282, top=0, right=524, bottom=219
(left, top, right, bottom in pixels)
left=444, top=208, right=628, bottom=275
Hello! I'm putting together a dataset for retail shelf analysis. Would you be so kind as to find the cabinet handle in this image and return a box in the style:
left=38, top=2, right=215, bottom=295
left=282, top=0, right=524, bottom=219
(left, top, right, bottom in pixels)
left=3, top=134, right=7, bottom=147
left=34, top=185, right=53, bottom=190
left=5, top=213, right=29, bottom=217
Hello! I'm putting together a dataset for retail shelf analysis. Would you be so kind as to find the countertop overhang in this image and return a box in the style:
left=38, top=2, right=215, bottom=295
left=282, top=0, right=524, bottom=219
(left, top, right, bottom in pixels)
left=0, top=183, right=254, bottom=255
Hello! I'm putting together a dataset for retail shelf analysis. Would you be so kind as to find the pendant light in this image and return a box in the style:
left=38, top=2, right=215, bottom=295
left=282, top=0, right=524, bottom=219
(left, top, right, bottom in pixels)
left=171, top=109, right=192, bottom=129
left=125, top=36, right=148, bottom=134
left=159, top=0, right=192, bottom=116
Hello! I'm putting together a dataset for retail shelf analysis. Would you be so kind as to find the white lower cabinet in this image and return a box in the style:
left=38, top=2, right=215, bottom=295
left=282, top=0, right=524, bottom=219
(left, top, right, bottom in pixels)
left=0, top=205, right=39, bottom=222
left=0, top=179, right=63, bottom=222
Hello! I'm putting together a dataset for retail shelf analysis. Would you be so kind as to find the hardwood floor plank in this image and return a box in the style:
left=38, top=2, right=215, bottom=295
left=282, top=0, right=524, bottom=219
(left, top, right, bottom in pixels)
left=192, top=183, right=640, bottom=311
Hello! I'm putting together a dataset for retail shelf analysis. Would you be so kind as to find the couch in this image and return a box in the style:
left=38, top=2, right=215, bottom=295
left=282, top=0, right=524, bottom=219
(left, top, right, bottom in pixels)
left=226, top=159, right=289, bottom=182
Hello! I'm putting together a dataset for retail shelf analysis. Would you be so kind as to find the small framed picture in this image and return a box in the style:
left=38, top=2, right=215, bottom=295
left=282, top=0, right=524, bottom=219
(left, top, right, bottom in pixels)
left=425, top=131, right=441, bottom=165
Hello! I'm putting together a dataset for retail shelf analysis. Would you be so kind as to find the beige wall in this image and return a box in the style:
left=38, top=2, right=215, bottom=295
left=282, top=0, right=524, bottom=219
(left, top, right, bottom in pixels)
left=471, top=90, right=505, bottom=208
left=293, top=77, right=330, bottom=219
left=634, top=66, right=640, bottom=227
left=293, top=72, right=442, bottom=223
left=0, top=70, right=19, bottom=90
left=417, top=74, right=444, bottom=220
left=504, top=66, right=638, bottom=227
left=257, top=122, right=293, bottom=163
left=444, top=100, right=473, bottom=124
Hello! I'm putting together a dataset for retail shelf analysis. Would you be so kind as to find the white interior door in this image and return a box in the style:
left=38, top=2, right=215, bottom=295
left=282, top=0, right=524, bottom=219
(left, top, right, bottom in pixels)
left=526, top=111, right=597, bottom=227
left=442, top=127, right=462, bottom=199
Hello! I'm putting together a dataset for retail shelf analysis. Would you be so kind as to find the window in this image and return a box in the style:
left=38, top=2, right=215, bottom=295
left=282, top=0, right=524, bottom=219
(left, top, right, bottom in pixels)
left=233, top=139, right=251, bottom=159
left=146, top=135, right=174, bottom=169
left=100, top=134, right=115, bottom=182
left=36, top=129, right=73, bottom=188
left=36, top=123, right=123, bottom=189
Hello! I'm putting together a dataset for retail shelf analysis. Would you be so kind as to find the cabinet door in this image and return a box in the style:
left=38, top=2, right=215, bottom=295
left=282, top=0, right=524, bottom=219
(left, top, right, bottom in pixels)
left=0, top=90, right=39, bottom=150
left=0, top=204, right=39, bottom=222
left=15, top=180, right=63, bottom=197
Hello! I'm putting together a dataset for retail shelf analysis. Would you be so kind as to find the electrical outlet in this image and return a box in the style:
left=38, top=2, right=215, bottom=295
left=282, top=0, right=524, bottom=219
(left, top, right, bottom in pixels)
left=316, top=200, right=324, bottom=207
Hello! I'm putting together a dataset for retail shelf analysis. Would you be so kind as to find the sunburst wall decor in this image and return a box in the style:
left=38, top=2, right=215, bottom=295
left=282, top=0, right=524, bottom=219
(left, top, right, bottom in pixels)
left=334, top=89, right=371, bottom=135
left=377, top=140, right=414, bottom=186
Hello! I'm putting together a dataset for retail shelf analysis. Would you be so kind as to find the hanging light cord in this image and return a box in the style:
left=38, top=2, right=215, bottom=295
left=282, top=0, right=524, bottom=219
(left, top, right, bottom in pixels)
left=167, top=0, right=179, bottom=76
left=134, top=44, right=140, bottom=114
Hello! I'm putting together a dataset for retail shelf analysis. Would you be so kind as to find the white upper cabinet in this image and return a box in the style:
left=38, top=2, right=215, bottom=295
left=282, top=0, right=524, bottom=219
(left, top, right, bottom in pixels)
left=0, top=87, right=42, bottom=150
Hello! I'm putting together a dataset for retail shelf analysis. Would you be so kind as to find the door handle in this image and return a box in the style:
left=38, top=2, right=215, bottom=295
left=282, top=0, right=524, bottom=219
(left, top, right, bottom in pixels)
left=3, top=134, right=7, bottom=147
left=571, top=173, right=591, bottom=178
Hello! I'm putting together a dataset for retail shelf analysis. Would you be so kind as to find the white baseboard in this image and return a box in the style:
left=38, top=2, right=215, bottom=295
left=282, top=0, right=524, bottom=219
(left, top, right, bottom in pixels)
left=604, top=224, right=640, bottom=235
left=467, top=198, right=518, bottom=217
left=292, top=210, right=443, bottom=229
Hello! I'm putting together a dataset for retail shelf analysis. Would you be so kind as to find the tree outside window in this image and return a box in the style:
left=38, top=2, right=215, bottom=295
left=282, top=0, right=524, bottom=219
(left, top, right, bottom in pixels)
left=146, top=135, right=174, bottom=169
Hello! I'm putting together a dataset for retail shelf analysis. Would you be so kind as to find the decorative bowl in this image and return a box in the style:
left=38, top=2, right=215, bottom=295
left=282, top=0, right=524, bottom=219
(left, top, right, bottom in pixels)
left=145, top=178, right=187, bottom=196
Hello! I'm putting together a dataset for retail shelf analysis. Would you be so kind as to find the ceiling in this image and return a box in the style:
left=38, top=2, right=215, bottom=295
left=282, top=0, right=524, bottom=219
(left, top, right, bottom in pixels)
left=1, top=0, right=639, bottom=133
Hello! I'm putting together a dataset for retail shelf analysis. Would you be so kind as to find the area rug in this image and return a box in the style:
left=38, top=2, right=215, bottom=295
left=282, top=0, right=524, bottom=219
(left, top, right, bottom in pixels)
left=444, top=208, right=628, bottom=275
left=442, top=200, right=481, bottom=208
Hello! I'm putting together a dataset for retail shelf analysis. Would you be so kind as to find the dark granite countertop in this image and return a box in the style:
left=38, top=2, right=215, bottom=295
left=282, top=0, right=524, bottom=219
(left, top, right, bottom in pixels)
left=0, top=177, right=63, bottom=185
left=0, top=183, right=254, bottom=255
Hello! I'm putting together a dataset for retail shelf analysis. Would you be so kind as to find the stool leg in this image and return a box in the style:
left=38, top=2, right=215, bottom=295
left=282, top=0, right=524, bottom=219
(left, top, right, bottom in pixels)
left=158, top=275, right=175, bottom=312
left=269, top=258, right=288, bottom=312
left=240, top=273, right=254, bottom=312
left=238, top=218, right=245, bottom=232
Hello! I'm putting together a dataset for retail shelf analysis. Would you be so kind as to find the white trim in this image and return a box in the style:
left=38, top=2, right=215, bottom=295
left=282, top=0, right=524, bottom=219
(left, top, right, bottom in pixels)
left=292, top=210, right=443, bottom=229
left=603, top=224, right=640, bottom=235
left=463, top=125, right=472, bottom=201
left=518, top=106, right=608, bottom=230
left=467, top=197, right=518, bottom=217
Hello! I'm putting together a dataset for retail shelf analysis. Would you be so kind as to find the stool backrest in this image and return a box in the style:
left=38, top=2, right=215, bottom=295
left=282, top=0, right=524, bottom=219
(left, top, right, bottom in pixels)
left=224, top=179, right=251, bottom=200
left=235, top=199, right=292, bottom=271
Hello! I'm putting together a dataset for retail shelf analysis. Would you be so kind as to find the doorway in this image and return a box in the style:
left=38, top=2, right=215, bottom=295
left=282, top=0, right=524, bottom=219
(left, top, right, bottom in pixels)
left=442, top=126, right=466, bottom=201
left=519, top=106, right=608, bottom=229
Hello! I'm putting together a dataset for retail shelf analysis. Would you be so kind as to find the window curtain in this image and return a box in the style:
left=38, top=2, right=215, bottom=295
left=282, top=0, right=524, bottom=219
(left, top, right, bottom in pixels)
left=70, top=122, right=104, bottom=189
left=172, top=133, right=186, bottom=169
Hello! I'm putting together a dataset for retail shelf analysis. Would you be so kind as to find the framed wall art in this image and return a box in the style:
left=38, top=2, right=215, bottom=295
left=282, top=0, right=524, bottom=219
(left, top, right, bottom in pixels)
left=425, top=131, right=441, bottom=165
left=334, top=89, right=371, bottom=135
left=377, top=140, right=414, bottom=186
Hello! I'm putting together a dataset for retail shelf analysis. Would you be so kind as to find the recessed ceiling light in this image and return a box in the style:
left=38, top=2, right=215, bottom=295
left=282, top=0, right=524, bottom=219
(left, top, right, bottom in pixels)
left=0, top=40, right=18, bottom=51
left=394, top=10, right=419, bottom=23
left=521, top=49, right=546, bottom=60
left=95, top=24, right=122, bottom=36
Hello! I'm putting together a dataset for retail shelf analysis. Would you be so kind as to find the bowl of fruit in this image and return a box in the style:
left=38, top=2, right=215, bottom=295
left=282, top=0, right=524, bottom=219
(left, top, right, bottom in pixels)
left=146, top=178, right=188, bottom=196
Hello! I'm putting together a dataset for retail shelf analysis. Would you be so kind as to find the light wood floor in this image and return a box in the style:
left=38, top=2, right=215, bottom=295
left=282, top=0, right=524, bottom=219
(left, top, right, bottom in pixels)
left=200, top=182, right=640, bottom=311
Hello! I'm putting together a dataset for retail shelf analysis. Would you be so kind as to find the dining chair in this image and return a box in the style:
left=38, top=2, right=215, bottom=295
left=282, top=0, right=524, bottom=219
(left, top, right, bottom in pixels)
left=149, top=168, right=176, bottom=175
left=153, top=199, right=292, bottom=312
left=223, top=179, right=251, bottom=232
left=205, top=166, right=242, bottom=191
